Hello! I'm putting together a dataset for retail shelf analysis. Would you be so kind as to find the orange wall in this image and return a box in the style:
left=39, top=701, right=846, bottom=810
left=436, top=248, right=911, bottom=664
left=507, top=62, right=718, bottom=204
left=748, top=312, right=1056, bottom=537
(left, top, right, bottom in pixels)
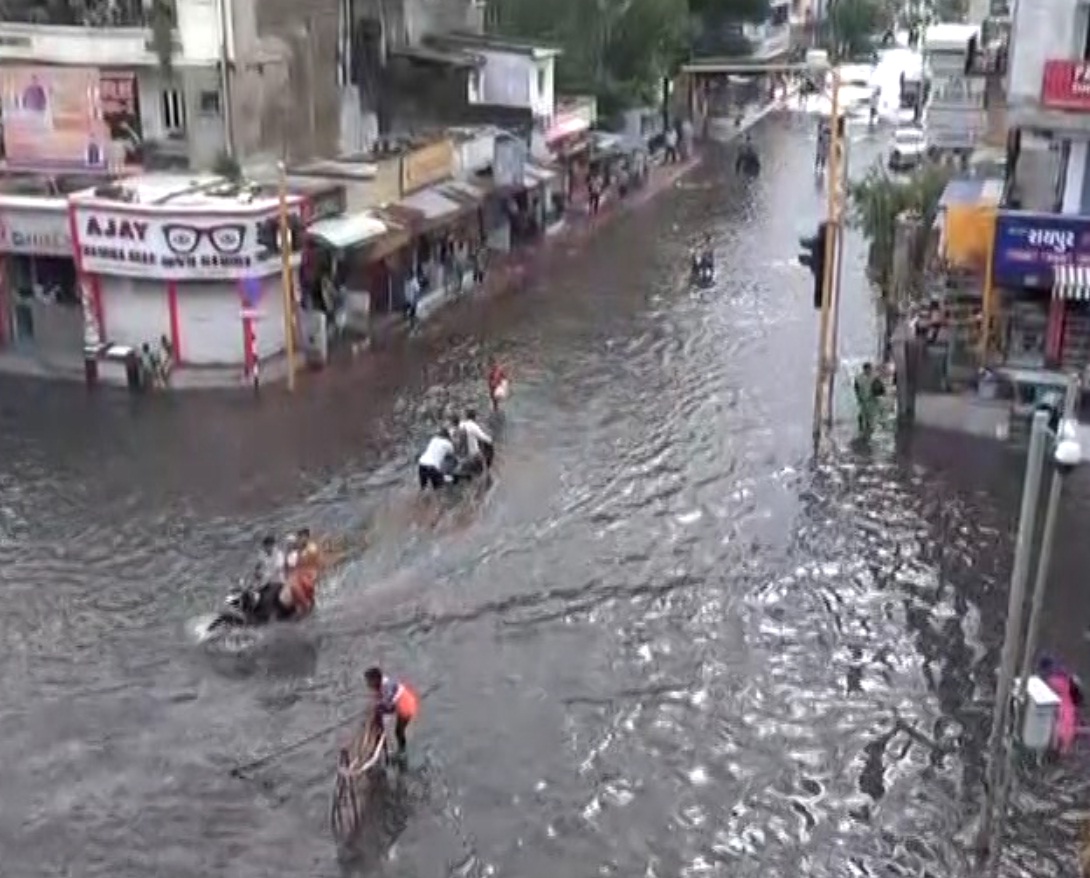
left=944, top=204, right=997, bottom=272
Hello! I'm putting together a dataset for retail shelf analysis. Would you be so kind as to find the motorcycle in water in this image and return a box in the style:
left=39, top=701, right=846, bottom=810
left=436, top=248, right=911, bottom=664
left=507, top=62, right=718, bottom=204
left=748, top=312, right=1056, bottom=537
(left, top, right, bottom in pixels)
left=736, top=146, right=761, bottom=177
left=691, top=254, right=715, bottom=287
left=205, top=579, right=302, bottom=634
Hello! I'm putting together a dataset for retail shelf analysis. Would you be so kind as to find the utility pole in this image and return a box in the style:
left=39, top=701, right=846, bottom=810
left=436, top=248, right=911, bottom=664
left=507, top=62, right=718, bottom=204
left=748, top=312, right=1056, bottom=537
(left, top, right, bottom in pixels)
left=812, top=65, right=842, bottom=444
left=825, top=129, right=847, bottom=430
left=976, top=408, right=1049, bottom=857
left=277, top=160, right=296, bottom=392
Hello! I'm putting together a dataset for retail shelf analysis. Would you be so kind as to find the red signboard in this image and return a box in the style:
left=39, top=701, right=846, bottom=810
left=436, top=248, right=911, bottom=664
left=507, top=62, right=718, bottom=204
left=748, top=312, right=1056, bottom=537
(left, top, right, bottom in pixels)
left=1041, top=60, right=1090, bottom=111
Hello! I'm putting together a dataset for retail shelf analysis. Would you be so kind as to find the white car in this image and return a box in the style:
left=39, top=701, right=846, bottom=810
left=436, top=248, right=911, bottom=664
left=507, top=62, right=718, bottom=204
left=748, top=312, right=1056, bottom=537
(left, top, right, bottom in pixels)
left=888, top=127, right=927, bottom=171
left=834, top=64, right=878, bottom=111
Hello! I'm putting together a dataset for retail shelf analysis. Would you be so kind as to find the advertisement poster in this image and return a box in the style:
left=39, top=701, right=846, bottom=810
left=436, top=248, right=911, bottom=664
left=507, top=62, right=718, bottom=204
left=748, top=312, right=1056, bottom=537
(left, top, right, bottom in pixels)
left=0, top=66, right=112, bottom=170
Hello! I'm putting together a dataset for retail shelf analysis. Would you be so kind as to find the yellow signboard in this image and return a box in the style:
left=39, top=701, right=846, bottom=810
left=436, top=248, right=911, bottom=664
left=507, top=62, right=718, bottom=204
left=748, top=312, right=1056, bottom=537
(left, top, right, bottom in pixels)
left=0, top=66, right=112, bottom=170
left=400, top=140, right=454, bottom=196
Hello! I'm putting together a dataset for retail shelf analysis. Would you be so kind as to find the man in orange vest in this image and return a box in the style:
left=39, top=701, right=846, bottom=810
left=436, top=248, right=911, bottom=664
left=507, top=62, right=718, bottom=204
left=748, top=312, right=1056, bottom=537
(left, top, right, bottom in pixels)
left=365, top=666, right=419, bottom=764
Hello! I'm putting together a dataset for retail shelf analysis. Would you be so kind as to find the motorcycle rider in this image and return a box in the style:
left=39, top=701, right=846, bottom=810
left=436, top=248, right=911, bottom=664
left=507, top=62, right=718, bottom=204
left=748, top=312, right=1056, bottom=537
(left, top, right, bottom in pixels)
left=251, top=534, right=288, bottom=622
left=281, top=527, right=321, bottom=617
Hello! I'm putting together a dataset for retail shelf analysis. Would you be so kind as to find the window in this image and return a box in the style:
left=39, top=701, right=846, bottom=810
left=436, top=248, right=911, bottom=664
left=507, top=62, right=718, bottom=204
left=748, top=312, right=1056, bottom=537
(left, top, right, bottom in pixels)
left=468, top=69, right=482, bottom=104
left=537, top=66, right=547, bottom=99
left=161, top=88, right=185, bottom=133
left=198, top=90, right=221, bottom=116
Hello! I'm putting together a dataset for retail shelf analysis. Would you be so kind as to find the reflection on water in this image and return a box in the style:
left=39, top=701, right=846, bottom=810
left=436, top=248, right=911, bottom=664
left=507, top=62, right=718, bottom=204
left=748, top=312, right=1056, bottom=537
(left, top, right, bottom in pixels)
left=0, top=116, right=1087, bottom=877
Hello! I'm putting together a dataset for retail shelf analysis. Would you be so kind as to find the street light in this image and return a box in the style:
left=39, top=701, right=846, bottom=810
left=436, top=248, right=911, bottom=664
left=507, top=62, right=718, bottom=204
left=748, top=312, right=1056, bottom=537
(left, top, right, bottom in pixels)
left=977, top=383, right=1083, bottom=873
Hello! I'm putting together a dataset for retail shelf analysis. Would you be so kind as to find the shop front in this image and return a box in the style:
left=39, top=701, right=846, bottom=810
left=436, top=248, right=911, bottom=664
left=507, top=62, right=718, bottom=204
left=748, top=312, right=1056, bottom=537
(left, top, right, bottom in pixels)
left=0, top=197, right=82, bottom=361
left=68, top=184, right=304, bottom=386
left=544, top=100, right=596, bottom=210
left=378, top=140, right=485, bottom=318
left=992, top=210, right=1090, bottom=375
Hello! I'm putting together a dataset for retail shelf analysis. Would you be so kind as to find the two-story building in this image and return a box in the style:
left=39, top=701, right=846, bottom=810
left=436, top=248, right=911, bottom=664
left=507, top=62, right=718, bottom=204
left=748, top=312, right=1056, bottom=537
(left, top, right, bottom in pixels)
left=922, top=24, right=989, bottom=158
left=0, top=0, right=349, bottom=172
left=988, top=0, right=1090, bottom=377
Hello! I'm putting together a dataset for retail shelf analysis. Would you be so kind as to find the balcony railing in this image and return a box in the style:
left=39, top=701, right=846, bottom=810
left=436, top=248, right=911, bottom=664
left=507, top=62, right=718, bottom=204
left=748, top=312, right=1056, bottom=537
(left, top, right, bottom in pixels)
left=0, top=0, right=149, bottom=27
left=1041, top=60, right=1090, bottom=112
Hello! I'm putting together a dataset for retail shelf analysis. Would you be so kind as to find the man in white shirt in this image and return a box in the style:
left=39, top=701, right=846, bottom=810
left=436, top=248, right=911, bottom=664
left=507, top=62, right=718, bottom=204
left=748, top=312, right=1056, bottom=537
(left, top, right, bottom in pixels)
left=458, top=407, right=494, bottom=470
left=417, top=429, right=456, bottom=490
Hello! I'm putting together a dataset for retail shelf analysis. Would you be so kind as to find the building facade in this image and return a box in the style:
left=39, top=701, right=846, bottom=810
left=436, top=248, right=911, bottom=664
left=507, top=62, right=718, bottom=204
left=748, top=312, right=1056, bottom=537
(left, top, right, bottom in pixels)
left=0, top=0, right=346, bottom=171
left=983, top=0, right=1090, bottom=376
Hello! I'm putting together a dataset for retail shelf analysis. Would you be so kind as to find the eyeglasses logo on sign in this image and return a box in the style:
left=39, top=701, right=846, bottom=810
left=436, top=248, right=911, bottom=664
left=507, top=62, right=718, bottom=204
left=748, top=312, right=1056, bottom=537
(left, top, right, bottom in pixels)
left=78, top=211, right=281, bottom=279
left=162, top=222, right=246, bottom=257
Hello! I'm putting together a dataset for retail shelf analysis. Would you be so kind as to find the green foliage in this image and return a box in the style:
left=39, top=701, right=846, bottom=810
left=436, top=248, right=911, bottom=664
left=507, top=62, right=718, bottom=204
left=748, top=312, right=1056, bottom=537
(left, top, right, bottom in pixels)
left=489, top=0, right=772, bottom=111
left=827, top=0, right=888, bottom=60
left=690, top=0, right=771, bottom=22
left=848, top=163, right=951, bottom=293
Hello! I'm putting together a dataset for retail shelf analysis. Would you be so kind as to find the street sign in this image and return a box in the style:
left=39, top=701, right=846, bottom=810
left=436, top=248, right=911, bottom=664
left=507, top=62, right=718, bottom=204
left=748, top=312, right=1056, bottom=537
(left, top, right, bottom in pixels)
left=240, top=308, right=265, bottom=320
left=240, top=275, right=263, bottom=308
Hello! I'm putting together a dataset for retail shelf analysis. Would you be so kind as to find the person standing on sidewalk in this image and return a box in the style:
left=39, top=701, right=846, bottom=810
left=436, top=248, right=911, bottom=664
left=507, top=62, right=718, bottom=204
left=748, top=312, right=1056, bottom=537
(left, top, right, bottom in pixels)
left=587, top=174, right=602, bottom=215
left=664, top=126, right=679, bottom=164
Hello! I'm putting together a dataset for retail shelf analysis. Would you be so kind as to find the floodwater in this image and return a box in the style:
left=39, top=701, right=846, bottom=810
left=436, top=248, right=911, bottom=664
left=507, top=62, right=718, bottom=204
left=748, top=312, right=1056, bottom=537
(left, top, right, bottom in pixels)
left=1, top=115, right=1089, bottom=878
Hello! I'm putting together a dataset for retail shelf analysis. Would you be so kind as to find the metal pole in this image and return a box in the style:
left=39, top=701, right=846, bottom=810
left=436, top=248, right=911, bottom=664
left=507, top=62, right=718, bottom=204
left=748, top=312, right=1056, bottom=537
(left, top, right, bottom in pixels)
left=278, top=161, right=296, bottom=392
left=975, top=409, right=1049, bottom=856
left=812, top=66, right=841, bottom=444
left=218, top=0, right=235, bottom=158
left=826, top=137, right=847, bottom=429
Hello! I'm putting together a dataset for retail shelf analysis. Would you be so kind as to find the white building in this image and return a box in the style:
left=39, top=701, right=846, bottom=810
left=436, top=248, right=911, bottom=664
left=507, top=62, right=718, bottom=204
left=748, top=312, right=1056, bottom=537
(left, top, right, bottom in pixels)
left=428, top=33, right=559, bottom=124
left=922, top=23, right=988, bottom=155
left=1005, top=0, right=1090, bottom=213
left=745, top=0, right=792, bottom=62
left=0, top=0, right=346, bottom=171
left=67, top=174, right=304, bottom=380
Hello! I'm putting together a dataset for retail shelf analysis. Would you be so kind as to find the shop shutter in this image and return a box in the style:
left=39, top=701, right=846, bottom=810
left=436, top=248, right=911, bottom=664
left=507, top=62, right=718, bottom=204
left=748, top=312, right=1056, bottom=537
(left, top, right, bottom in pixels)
left=100, top=276, right=169, bottom=349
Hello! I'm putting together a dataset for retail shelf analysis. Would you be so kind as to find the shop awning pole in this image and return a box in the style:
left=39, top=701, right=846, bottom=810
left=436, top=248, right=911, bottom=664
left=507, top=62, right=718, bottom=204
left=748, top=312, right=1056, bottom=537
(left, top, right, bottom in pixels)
left=278, top=161, right=297, bottom=392
left=978, top=211, right=997, bottom=364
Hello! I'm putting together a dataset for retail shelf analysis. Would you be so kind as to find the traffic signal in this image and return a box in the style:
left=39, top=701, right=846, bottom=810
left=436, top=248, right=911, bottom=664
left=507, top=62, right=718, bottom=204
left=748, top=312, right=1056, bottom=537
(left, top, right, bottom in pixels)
left=798, top=221, right=828, bottom=310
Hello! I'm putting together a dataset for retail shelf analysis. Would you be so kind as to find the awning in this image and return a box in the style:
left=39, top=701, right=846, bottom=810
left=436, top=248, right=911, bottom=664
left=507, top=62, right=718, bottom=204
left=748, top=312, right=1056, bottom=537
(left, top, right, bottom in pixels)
left=442, top=179, right=488, bottom=206
left=522, top=163, right=558, bottom=189
left=308, top=212, right=387, bottom=250
left=1053, top=265, right=1090, bottom=301
left=381, top=186, right=472, bottom=235
left=591, top=132, right=624, bottom=156
left=545, top=114, right=590, bottom=143
left=526, top=163, right=557, bottom=182
left=400, top=187, right=465, bottom=220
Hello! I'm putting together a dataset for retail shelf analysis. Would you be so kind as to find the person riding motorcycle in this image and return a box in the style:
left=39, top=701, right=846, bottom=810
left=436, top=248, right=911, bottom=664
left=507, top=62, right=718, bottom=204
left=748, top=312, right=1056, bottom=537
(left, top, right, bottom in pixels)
left=281, top=527, right=321, bottom=617
left=248, top=534, right=288, bottom=622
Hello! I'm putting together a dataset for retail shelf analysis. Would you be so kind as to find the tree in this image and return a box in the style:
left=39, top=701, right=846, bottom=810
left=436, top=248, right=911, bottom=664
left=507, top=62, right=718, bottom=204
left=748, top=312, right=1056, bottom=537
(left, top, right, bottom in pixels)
left=490, top=0, right=693, bottom=114
left=848, top=163, right=951, bottom=296
left=827, top=0, right=888, bottom=60
left=489, top=0, right=774, bottom=113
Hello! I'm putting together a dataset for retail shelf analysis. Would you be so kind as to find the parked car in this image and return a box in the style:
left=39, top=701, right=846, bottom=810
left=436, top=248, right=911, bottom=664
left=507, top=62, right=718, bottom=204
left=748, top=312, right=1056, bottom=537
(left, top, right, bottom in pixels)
left=888, top=127, right=927, bottom=171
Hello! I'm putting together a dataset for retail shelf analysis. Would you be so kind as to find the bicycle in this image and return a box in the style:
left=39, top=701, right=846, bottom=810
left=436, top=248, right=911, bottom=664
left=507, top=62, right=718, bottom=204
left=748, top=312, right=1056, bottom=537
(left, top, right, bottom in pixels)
left=330, top=719, right=393, bottom=842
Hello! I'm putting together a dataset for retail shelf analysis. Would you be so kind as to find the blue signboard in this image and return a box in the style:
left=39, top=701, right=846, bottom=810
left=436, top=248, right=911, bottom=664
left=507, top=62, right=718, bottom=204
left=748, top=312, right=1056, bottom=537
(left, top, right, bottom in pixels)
left=240, top=275, right=262, bottom=307
left=993, top=210, right=1090, bottom=288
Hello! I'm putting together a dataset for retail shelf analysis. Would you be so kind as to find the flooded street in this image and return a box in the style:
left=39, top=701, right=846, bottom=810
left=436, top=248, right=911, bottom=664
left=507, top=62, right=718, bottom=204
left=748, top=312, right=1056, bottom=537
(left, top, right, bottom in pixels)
left=2, top=114, right=1088, bottom=877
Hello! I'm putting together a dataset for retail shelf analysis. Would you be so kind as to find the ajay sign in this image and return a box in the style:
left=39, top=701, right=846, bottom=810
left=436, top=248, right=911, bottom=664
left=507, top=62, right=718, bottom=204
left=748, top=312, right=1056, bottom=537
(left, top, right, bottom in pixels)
left=0, top=202, right=71, bottom=256
left=993, top=210, right=1090, bottom=287
left=71, top=205, right=298, bottom=280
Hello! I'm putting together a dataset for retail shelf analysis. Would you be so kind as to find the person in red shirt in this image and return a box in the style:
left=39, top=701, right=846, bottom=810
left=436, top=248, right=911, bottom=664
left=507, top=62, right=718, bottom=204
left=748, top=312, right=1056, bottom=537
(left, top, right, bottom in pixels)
left=487, top=357, right=510, bottom=412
